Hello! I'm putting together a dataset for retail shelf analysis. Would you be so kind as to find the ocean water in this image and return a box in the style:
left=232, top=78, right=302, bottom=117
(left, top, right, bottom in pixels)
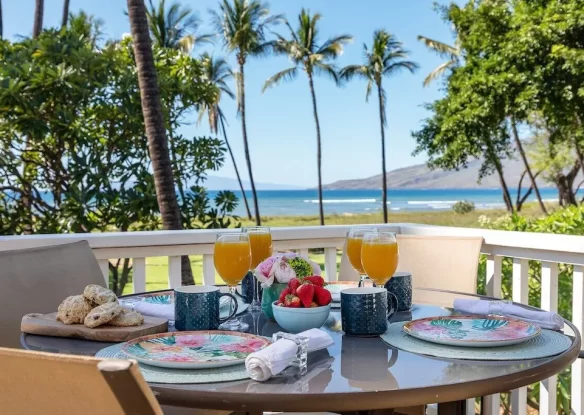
left=210, top=188, right=562, bottom=217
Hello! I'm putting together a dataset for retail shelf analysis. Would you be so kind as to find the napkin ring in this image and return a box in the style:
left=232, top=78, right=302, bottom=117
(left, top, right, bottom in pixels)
left=273, top=332, right=309, bottom=376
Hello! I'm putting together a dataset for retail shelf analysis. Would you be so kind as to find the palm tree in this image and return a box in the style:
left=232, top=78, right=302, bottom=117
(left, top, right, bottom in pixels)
left=199, top=53, right=253, bottom=220
left=33, top=0, right=44, bottom=38
left=126, top=0, right=194, bottom=285
left=417, top=35, right=461, bottom=87
left=146, top=0, right=212, bottom=54
left=341, top=30, right=418, bottom=223
left=61, top=0, right=70, bottom=29
left=211, top=0, right=283, bottom=226
left=263, top=9, right=352, bottom=226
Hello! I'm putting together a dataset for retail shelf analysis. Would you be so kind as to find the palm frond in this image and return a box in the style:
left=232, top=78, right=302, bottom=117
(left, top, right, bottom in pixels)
left=316, top=34, right=353, bottom=59
left=422, top=59, right=456, bottom=87
left=417, top=35, right=459, bottom=58
left=339, top=64, right=370, bottom=83
left=262, top=67, right=299, bottom=92
left=313, top=62, right=339, bottom=85
left=365, top=80, right=373, bottom=102
left=383, top=60, right=419, bottom=76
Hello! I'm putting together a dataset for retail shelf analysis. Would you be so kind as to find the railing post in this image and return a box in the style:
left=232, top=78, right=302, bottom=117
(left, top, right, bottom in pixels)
left=202, top=254, right=215, bottom=286
left=132, top=258, right=146, bottom=294
left=299, top=249, right=309, bottom=258
left=540, top=262, right=558, bottom=415
left=98, top=259, right=110, bottom=288
left=511, top=258, right=528, bottom=415
left=572, top=265, right=584, bottom=415
left=486, top=255, right=502, bottom=298
left=324, top=248, right=337, bottom=282
left=167, top=256, right=181, bottom=289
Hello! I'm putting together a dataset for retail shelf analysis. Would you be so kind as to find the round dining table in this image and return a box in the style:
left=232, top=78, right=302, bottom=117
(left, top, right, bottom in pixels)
left=20, top=288, right=581, bottom=415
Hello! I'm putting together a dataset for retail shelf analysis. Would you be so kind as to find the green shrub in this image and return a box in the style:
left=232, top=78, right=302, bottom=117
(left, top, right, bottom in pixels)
left=452, top=200, right=475, bottom=214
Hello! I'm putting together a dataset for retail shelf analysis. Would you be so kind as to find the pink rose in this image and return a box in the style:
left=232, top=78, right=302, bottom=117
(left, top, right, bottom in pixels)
left=254, top=256, right=277, bottom=286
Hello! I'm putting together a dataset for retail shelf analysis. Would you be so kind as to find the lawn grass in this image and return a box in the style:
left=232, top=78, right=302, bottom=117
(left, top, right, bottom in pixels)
left=118, top=203, right=549, bottom=294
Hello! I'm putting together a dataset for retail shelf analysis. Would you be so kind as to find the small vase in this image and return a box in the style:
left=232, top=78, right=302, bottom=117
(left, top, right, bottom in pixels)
left=261, top=283, right=288, bottom=320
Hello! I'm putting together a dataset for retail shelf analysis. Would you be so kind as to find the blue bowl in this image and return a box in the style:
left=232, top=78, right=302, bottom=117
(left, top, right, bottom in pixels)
left=272, top=301, right=331, bottom=333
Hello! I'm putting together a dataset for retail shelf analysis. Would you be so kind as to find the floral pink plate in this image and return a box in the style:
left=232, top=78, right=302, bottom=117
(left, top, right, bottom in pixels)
left=403, top=316, right=541, bottom=348
left=122, top=331, right=271, bottom=369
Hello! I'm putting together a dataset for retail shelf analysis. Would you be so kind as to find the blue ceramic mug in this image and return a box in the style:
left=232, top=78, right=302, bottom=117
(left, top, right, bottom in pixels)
left=341, top=287, right=398, bottom=337
left=384, top=272, right=412, bottom=312
left=174, top=286, right=238, bottom=331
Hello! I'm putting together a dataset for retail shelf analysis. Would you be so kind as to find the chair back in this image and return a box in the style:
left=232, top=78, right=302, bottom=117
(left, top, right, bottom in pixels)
left=339, top=234, right=484, bottom=307
left=0, top=241, right=106, bottom=347
left=0, top=347, right=162, bottom=415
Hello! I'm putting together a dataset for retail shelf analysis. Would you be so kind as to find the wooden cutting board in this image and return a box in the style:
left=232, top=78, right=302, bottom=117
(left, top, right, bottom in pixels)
left=21, top=312, right=168, bottom=342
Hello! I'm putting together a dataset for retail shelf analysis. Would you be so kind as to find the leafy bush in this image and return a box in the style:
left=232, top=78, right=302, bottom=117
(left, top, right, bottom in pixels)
left=452, top=200, right=475, bottom=214
left=478, top=205, right=584, bottom=414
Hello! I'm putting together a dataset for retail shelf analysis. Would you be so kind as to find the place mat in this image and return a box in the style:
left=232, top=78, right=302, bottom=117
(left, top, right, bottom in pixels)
left=381, top=322, right=572, bottom=361
left=96, top=343, right=250, bottom=384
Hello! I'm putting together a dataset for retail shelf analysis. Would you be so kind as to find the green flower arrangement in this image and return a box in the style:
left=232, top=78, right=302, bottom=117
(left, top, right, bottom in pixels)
left=288, top=257, right=313, bottom=278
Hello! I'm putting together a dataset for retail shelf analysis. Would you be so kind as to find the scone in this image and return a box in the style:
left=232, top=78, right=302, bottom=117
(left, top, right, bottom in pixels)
left=83, top=284, right=117, bottom=306
left=109, top=309, right=144, bottom=327
left=56, top=295, right=93, bottom=325
left=84, top=302, right=122, bottom=328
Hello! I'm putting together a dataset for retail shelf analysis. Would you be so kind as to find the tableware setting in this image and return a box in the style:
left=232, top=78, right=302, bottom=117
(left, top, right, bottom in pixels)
left=243, top=226, right=273, bottom=312
left=174, top=286, right=238, bottom=332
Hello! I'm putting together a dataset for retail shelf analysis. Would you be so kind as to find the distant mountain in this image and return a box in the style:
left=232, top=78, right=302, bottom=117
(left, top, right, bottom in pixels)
left=204, top=175, right=302, bottom=191
left=323, top=158, right=562, bottom=190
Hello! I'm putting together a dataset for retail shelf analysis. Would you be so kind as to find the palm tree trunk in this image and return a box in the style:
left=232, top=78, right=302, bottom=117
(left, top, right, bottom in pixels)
left=307, top=73, right=325, bottom=226
left=126, top=0, right=193, bottom=285
left=33, top=0, right=44, bottom=38
left=238, top=60, right=261, bottom=225
left=510, top=117, right=547, bottom=215
left=61, top=0, right=70, bottom=29
left=219, top=115, right=252, bottom=220
left=377, top=83, right=389, bottom=223
left=0, top=0, right=4, bottom=39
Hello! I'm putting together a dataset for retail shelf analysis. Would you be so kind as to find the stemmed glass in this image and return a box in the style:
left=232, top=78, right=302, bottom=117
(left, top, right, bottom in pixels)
left=360, top=231, right=399, bottom=287
left=214, top=232, right=251, bottom=331
left=242, top=226, right=273, bottom=312
left=345, top=227, right=378, bottom=287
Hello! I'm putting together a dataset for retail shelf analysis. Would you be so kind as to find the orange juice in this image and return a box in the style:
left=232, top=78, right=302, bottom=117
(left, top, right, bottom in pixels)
left=214, top=241, right=251, bottom=286
left=249, top=232, right=273, bottom=268
left=361, top=241, right=398, bottom=285
left=346, top=237, right=365, bottom=274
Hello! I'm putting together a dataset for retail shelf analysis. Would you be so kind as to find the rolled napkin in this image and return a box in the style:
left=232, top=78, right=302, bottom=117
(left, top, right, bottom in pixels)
left=453, top=299, right=564, bottom=330
left=245, top=328, right=334, bottom=382
left=133, top=302, right=174, bottom=321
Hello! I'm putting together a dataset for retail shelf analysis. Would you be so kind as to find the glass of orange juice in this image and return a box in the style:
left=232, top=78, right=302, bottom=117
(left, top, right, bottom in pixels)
left=242, top=226, right=272, bottom=311
left=361, top=231, right=399, bottom=286
left=214, top=232, right=251, bottom=331
left=346, top=227, right=378, bottom=287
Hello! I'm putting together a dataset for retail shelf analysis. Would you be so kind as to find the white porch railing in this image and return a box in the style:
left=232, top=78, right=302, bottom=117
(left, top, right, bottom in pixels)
left=1, top=222, right=583, bottom=415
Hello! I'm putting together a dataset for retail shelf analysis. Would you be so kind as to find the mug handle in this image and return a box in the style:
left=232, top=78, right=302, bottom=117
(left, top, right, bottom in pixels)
left=387, top=291, right=398, bottom=319
left=218, top=293, right=238, bottom=323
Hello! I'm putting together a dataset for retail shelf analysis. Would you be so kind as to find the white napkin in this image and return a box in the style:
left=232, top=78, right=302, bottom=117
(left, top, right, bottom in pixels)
left=133, top=302, right=174, bottom=321
left=453, top=299, right=564, bottom=330
left=245, top=328, right=334, bottom=382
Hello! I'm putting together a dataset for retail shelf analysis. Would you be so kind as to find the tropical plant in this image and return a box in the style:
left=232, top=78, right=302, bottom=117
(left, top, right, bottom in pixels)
left=33, top=0, right=44, bottom=38
left=126, top=0, right=193, bottom=284
left=199, top=52, right=253, bottom=220
left=263, top=9, right=352, bottom=226
left=211, top=0, right=283, bottom=226
left=452, top=200, right=475, bottom=214
left=145, top=0, right=212, bottom=53
left=417, top=35, right=461, bottom=87
left=0, top=16, right=238, bottom=293
left=61, top=0, right=70, bottom=29
left=340, top=30, right=418, bottom=223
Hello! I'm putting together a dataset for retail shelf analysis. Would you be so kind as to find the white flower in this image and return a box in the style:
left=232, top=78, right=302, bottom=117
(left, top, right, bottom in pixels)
left=272, top=257, right=297, bottom=284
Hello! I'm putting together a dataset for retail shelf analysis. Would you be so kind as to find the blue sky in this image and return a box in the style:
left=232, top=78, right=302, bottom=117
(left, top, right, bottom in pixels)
left=5, top=0, right=457, bottom=187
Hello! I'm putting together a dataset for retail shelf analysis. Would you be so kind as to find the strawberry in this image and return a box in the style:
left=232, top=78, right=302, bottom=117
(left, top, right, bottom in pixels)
left=310, top=302, right=318, bottom=308
left=284, top=294, right=301, bottom=308
left=288, top=278, right=302, bottom=294
left=296, top=283, right=315, bottom=308
left=313, top=285, right=332, bottom=306
left=279, top=288, right=292, bottom=304
left=304, top=276, right=325, bottom=287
